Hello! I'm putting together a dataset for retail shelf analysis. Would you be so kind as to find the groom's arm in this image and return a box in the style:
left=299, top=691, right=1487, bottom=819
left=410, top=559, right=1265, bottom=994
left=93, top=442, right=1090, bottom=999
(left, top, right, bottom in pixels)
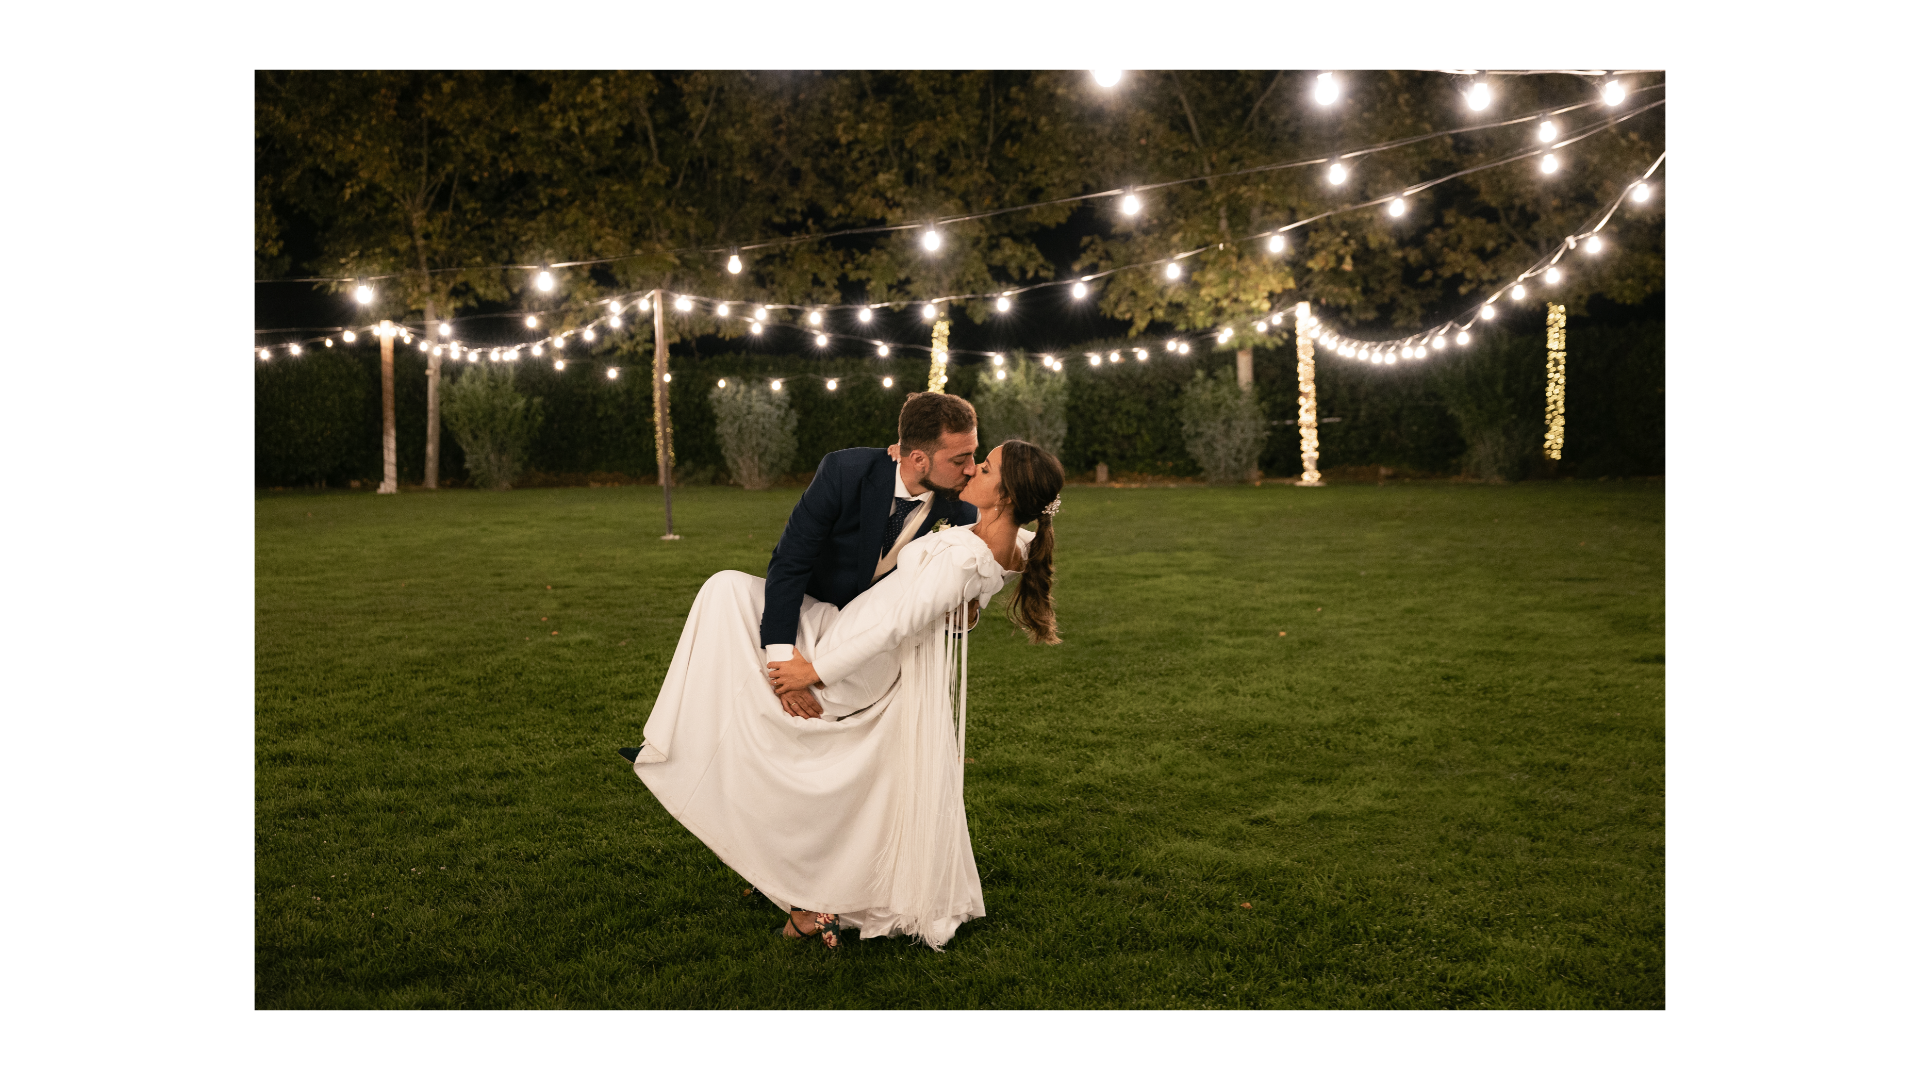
left=760, top=455, right=844, bottom=653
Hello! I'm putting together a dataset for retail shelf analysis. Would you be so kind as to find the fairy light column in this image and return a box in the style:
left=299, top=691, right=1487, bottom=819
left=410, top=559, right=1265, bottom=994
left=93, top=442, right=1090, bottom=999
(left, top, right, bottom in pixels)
left=1544, top=303, right=1567, bottom=461
left=929, top=314, right=951, bottom=390
left=1294, top=302, right=1323, bottom=486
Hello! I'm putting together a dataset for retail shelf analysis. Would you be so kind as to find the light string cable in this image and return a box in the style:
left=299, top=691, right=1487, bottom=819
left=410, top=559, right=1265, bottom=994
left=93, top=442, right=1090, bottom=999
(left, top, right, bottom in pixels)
left=253, top=80, right=1662, bottom=287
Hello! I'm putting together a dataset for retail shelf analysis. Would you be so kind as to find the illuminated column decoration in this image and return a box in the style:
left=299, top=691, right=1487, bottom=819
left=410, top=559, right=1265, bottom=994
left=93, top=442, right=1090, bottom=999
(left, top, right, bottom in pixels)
left=1544, top=303, right=1567, bottom=460
left=1294, top=301, right=1323, bottom=486
left=929, top=316, right=951, bottom=390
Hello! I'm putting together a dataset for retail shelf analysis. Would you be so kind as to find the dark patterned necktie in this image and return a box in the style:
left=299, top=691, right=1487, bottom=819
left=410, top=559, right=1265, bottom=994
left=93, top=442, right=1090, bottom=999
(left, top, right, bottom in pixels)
left=882, top=496, right=919, bottom=553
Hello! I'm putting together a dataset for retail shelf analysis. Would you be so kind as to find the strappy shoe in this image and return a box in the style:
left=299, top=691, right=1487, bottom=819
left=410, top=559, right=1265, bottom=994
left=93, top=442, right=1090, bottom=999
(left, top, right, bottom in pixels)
left=782, top=907, right=842, bottom=948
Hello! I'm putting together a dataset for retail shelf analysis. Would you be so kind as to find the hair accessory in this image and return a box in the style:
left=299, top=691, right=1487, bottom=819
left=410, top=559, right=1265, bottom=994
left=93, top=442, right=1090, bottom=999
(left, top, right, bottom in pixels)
left=1041, top=495, right=1062, bottom=517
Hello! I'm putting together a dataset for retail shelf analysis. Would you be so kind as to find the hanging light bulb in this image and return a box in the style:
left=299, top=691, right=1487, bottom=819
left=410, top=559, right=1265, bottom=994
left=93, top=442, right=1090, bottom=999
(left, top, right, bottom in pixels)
left=826, top=379, right=838, bottom=391
left=507, top=349, right=520, bottom=361
left=1089, top=353, right=1102, bottom=367
left=582, top=327, right=596, bottom=342
left=1456, top=331, right=1471, bottom=345
left=727, top=250, right=742, bottom=275
left=530, top=343, right=542, bottom=356
left=1327, top=158, right=1348, bottom=185
left=1541, top=153, right=1560, bottom=174
left=882, top=376, right=894, bottom=387
left=995, top=295, right=1011, bottom=313
left=877, top=344, right=890, bottom=357
left=771, top=379, right=783, bottom=391
left=1633, top=182, right=1652, bottom=203
left=606, top=367, right=618, bottom=379
left=639, top=296, right=651, bottom=312
left=922, top=304, right=937, bottom=320
left=1165, top=261, right=1182, bottom=280
left=1602, top=79, right=1625, bottom=106
left=419, top=340, right=430, bottom=352
left=525, top=315, right=539, bottom=329
left=857, top=307, right=873, bottom=323
left=1538, top=119, right=1559, bottom=143
left=490, top=349, right=501, bottom=362
left=815, top=333, right=829, bottom=348
left=1314, top=72, right=1339, bottom=106
left=259, top=348, right=271, bottom=360
left=554, top=336, right=565, bottom=350
left=753, top=306, right=768, bottom=321
left=343, top=330, right=357, bottom=344
left=1178, top=343, right=1190, bottom=354
left=1072, top=281, right=1089, bottom=299
left=807, top=310, right=823, bottom=327
left=609, top=300, right=622, bottom=315
left=1093, top=69, right=1122, bottom=88
left=1120, top=191, right=1141, bottom=216
left=921, top=231, right=942, bottom=252
left=1481, top=305, right=1497, bottom=319
left=991, top=354, right=1005, bottom=367
left=995, top=369, right=1007, bottom=381
left=1585, top=235, right=1604, bottom=254
left=289, top=343, right=302, bottom=355
left=750, top=322, right=763, bottom=335
left=354, top=282, right=373, bottom=305
left=1268, top=234, right=1286, bottom=253
left=713, top=305, right=727, bottom=318
left=535, top=269, right=555, bottom=293
left=1512, top=284, right=1528, bottom=300
left=1433, top=335, right=1447, bottom=351
left=674, top=295, right=693, bottom=312
left=1544, top=267, right=1562, bottom=285
left=1388, top=197, right=1407, bottom=217
left=1255, top=320, right=1268, bottom=333
left=1465, top=81, right=1492, bottom=111
left=1415, top=346, right=1428, bottom=359
left=439, top=322, right=451, bottom=337
left=1135, top=349, right=1149, bottom=361
left=1218, top=328, right=1234, bottom=343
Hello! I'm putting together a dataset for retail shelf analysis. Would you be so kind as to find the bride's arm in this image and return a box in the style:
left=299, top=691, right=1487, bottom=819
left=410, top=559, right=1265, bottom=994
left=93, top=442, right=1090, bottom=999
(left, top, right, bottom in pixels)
left=807, top=547, right=985, bottom=687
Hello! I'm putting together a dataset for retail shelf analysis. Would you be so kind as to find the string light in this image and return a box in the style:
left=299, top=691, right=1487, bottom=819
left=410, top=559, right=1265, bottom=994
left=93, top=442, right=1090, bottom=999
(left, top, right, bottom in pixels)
left=1415, top=346, right=1428, bottom=359
left=1314, top=72, right=1339, bottom=106
left=826, top=378, right=838, bottom=391
left=1071, top=281, right=1089, bottom=299
left=1434, top=335, right=1448, bottom=351
left=995, top=295, right=1011, bottom=313
left=1538, top=120, right=1558, bottom=142
left=1481, top=305, right=1497, bottom=319
left=1465, top=81, right=1492, bottom=111
left=1165, top=262, right=1182, bottom=280
left=1544, top=267, right=1562, bottom=285
left=1456, top=331, right=1471, bottom=345
left=1388, top=197, right=1407, bottom=217
left=535, top=269, right=555, bottom=293
left=717, top=378, right=726, bottom=388
left=525, top=315, right=538, bottom=328
left=1178, top=342, right=1190, bottom=354
left=1602, top=79, right=1626, bottom=106
left=1512, top=284, right=1528, bottom=300
left=674, top=296, right=693, bottom=312
left=439, top=323, right=451, bottom=337
left=882, top=376, right=894, bottom=387
left=815, top=333, right=829, bottom=348
left=639, top=296, right=651, bottom=312
left=995, top=369, right=1007, bottom=381
left=1268, top=234, right=1286, bottom=253
left=1120, top=192, right=1141, bottom=216
left=354, top=282, right=373, bottom=305
left=877, top=343, right=890, bottom=357
left=1093, top=70, right=1122, bottom=88
left=1089, top=353, right=1102, bottom=367
left=289, top=343, right=301, bottom=355
left=1585, top=235, right=1603, bottom=254
left=727, top=251, right=743, bottom=275
left=922, top=231, right=942, bottom=252
left=713, top=304, right=727, bottom=318
left=750, top=321, right=763, bottom=335
left=259, top=348, right=271, bottom=360
left=991, top=354, right=1005, bottom=366
left=1541, top=154, right=1560, bottom=174
left=770, top=379, right=783, bottom=391
left=1327, top=158, right=1348, bottom=185
left=1255, top=320, right=1268, bottom=333
left=1632, top=182, right=1652, bottom=202
left=807, top=310, right=823, bottom=326
left=1110, top=351, right=1121, bottom=364
left=753, top=306, right=768, bottom=321
left=922, top=304, right=937, bottom=320
left=1218, top=328, right=1234, bottom=343
left=418, top=340, right=429, bottom=352
left=554, top=336, right=565, bottom=350
left=857, top=307, right=873, bottom=323
left=1135, top=348, right=1149, bottom=360
left=531, top=344, right=543, bottom=356
left=582, top=327, right=596, bottom=342
left=606, top=367, right=618, bottom=379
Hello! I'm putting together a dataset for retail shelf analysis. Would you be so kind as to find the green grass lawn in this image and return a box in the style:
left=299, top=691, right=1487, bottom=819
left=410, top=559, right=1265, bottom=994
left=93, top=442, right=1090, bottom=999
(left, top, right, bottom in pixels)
left=255, top=479, right=1664, bottom=1009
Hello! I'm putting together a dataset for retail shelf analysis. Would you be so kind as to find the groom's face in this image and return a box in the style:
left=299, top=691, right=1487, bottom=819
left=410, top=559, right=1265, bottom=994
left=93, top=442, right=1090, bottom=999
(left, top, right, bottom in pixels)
left=910, top=428, right=980, bottom=499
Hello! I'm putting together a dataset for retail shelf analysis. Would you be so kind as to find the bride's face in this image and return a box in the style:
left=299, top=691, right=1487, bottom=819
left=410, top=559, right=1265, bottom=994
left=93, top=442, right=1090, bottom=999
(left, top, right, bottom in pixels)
left=959, top=445, right=1009, bottom=511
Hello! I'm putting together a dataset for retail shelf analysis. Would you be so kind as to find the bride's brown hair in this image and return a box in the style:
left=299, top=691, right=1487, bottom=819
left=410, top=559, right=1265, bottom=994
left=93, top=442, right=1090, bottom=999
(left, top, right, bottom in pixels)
left=993, top=440, right=1065, bottom=645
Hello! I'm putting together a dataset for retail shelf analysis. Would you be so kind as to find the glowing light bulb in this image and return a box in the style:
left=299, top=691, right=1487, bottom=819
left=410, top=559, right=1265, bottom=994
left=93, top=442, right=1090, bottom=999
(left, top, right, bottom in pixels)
left=525, top=315, right=538, bottom=329
left=1481, top=305, right=1497, bottom=319
left=1632, top=182, right=1652, bottom=203
left=770, top=379, right=782, bottom=391
left=439, top=323, right=451, bottom=337
left=1072, top=281, right=1089, bottom=299
left=1120, top=192, right=1141, bottom=216
left=1602, top=79, right=1625, bottom=106
left=1255, top=321, right=1268, bottom=333
left=1166, top=339, right=1178, bottom=350
left=259, top=348, right=271, bottom=360
left=1388, top=197, right=1406, bottom=217
left=354, top=283, right=373, bottom=305
left=535, top=270, right=554, bottom=293
left=1314, top=72, right=1339, bottom=106
left=638, top=296, right=651, bottom=312
left=507, top=349, right=520, bottom=361
left=1585, top=235, right=1603, bottom=254
left=826, top=379, right=838, bottom=391
left=1165, top=262, right=1181, bottom=280
left=753, top=306, right=768, bottom=321
left=1328, top=160, right=1348, bottom=185
left=1093, top=69, right=1122, bottom=88
left=815, top=333, right=829, bottom=348
left=419, top=341, right=430, bottom=352
left=1541, top=154, right=1560, bottom=174
left=1135, top=349, right=1148, bottom=361
left=882, top=376, right=894, bottom=387
left=289, top=343, right=302, bottom=355
left=1456, top=331, right=1471, bottom=345
left=750, top=322, right=763, bottom=335
left=1544, top=267, right=1562, bottom=285
left=608, top=301, right=621, bottom=315
left=713, top=305, right=727, bottom=318
left=1511, top=284, right=1527, bottom=300
left=1218, top=328, right=1234, bottom=343
left=674, top=296, right=693, bottom=312
left=554, top=337, right=564, bottom=350
left=1042, top=355, right=1055, bottom=367
left=531, top=344, right=542, bottom=356
left=1415, top=346, right=1428, bottom=359
left=1466, top=81, right=1491, bottom=111
left=991, top=354, right=1005, bottom=367
left=807, top=310, right=823, bottom=326
left=921, top=231, right=941, bottom=252
left=490, top=349, right=501, bottom=361
left=1178, top=343, right=1190, bottom=354
left=727, top=252, right=742, bottom=275
left=857, top=307, right=873, bottom=323
left=877, top=344, right=890, bottom=357
left=1538, top=120, right=1558, bottom=143
left=995, top=295, right=1011, bottom=313
left=922, top=304, right=937, bottom=320
left=1268, top=234, right=1285, bottom=253
left=554, top=359, right=565, bottom=371
left=583, top=327, right=596, bottom=342
left=606, top=367, right=618, bottom=379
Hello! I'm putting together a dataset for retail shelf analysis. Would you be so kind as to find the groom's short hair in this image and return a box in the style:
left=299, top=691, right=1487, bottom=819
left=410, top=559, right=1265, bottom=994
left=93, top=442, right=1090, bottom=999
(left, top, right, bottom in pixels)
left=898, top=392, right=977, bottom=455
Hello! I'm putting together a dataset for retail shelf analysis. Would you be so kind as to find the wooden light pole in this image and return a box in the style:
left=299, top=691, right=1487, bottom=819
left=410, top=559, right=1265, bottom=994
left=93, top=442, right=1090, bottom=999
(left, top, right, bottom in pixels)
left=652, top=290, right=680, bottom=540
left=377, top=320, right=399, bottom=494
left=423, top=299, right=440, bottom=489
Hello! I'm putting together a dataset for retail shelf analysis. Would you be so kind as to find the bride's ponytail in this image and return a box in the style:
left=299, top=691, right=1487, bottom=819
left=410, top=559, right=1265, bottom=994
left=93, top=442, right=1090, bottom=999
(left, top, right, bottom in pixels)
left=996, top=440, right=1064, bottom=645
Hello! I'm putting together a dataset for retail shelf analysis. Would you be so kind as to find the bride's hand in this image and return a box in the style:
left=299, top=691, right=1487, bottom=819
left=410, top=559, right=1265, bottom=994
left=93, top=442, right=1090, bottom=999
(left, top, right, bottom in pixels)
left=767, top=653, right=822, bottom=695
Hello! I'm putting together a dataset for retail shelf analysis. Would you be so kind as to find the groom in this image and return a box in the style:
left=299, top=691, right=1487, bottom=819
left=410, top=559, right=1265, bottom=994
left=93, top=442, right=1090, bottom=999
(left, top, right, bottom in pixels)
left=761, top=392, right=981, bottom=718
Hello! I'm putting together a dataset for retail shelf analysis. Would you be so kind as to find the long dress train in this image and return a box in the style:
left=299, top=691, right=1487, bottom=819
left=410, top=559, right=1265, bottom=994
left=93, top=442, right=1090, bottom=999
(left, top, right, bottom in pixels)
left=632, top=524, right=1027, bottom=949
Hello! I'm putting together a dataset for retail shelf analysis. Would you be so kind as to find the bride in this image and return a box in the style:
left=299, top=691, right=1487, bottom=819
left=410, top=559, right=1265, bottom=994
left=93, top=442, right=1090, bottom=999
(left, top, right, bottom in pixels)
left=624, top=439, right=1065, bottom=950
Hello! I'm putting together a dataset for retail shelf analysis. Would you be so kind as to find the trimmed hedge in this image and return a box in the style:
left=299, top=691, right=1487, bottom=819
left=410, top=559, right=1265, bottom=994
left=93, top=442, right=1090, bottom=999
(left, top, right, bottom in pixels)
left=254, top=321, right=1662, bottom=487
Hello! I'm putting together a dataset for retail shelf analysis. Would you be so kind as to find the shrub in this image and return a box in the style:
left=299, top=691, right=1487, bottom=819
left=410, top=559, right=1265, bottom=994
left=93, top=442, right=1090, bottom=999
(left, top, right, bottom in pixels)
left=710, top=379, right=797, bottom=489
left=970, top=354, right=1067, bottom=458
left=1179, top=369, right=1267, bottom=484
left=441, top=363, right=544, bottom=489
left=1432, top=327, right=1547, bottom=482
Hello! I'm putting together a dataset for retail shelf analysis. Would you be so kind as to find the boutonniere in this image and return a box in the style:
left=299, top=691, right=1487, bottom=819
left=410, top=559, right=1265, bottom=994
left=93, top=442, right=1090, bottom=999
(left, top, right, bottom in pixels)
left=932, top=519, right=952, bottom=532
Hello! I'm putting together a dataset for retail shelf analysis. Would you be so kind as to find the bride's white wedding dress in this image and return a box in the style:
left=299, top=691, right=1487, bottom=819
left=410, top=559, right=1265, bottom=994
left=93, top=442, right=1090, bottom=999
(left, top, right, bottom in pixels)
left=632, top=523, right=1029, bottom=950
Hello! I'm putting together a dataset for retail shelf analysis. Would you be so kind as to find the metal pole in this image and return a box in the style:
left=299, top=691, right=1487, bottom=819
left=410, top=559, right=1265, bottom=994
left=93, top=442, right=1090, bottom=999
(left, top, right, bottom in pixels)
left=377, top=320, right=399, bottom=494
left=652, top=289, right=680, bottom=540
left=1294, top=302, right=1323, bottom=486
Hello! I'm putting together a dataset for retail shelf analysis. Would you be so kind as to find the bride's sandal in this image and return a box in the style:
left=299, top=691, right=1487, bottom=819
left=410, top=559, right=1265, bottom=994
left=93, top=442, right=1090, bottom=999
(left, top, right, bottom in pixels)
left=783, top=907, right=822, bottom=941
left=815, top=912, right=843, bottom=949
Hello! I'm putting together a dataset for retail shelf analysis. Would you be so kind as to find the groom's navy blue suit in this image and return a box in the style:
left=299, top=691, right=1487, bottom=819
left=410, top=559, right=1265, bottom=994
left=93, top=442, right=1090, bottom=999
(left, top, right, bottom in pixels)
left=760, top=447, right=977, bottom=649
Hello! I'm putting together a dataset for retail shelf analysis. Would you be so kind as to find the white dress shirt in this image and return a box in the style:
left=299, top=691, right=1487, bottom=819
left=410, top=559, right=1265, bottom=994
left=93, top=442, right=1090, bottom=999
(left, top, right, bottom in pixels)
left=766, top=462, right=931, bottom=669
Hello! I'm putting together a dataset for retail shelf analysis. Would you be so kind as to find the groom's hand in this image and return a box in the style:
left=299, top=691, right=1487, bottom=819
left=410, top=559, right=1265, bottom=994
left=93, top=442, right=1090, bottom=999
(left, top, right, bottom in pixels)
left=779, top=688, right=823, bottom=719
left=768, top=652, right=823, bottom=695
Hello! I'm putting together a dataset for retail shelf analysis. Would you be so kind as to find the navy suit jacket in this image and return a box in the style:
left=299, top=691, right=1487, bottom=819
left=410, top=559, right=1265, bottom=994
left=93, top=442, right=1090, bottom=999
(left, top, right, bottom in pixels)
left=760, top=447, right=978, bottom=649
